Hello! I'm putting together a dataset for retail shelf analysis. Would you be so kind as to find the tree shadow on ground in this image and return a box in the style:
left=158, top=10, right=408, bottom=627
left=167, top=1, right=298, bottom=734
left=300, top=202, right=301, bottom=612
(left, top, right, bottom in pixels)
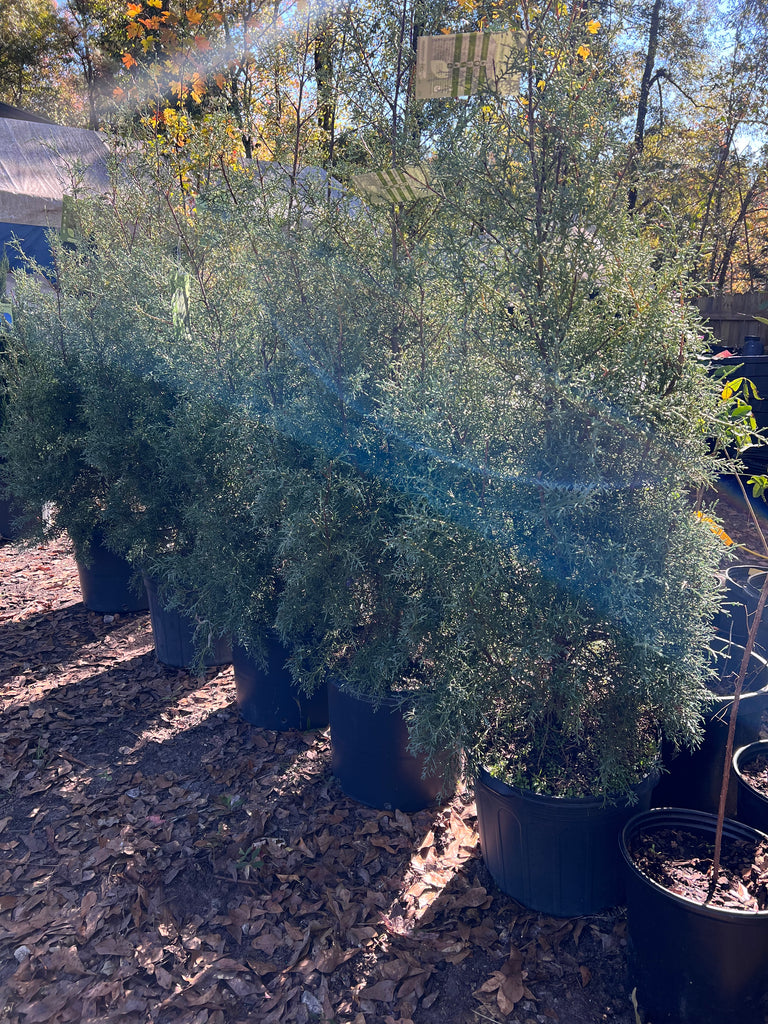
left=0, top=601, right=152, bottom=678
left=0, top=649, right=233, bottom=824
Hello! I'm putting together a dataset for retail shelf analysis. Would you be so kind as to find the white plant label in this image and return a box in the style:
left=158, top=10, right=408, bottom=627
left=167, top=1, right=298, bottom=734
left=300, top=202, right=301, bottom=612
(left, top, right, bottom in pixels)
left=351, top=165, right=433, bottom=205
left=415, top=30, right=524, bottom=99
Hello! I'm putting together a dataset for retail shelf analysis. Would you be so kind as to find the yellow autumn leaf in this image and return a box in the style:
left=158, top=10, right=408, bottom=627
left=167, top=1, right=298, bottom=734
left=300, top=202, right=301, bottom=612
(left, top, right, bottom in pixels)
left=586, top=19, right=600, bottom=33
left=146, top=0, right=163, bottom=7
left=577, top=43, right=590, bottom=59
left=537, top=79, right=546, bottom=90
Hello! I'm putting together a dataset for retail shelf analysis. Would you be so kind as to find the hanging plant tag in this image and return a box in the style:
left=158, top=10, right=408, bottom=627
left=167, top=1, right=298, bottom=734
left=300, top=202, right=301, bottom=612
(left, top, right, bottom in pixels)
left=352, top=165, right=433, bottom=204
left=415, top=30, right=524, bottom=99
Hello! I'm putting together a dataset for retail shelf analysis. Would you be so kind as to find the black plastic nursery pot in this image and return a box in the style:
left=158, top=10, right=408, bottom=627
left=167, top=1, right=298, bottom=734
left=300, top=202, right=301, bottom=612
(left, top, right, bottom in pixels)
left=652, top=639, right=768, bottom=816
left=76, top=532, right=149, bottom=614
left=0, top=458, right=22, bottom=540
left=621, top=807, right=768, bottom=1024
left=733, top=740, right=768, bottom=833
left=714, top=564, right=768, bottom=654
left=712, top=354, right=768, bottom=475
left=233, top=638, right=328, bottom=731
left=0, top=495, right=20, bottom=539
left=144, top=575, right=231, bottom=670
left=0, top=494, right=35, bottom=540
left=327, top=678, right=454, bottom=812
left=475, top=768, right=656, bottom=917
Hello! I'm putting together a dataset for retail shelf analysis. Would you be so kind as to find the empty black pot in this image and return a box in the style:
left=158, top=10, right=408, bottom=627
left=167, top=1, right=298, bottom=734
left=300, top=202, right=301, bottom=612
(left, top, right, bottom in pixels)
left=621, top=807, right=768, bottom=1024
left=714, top=564, right=768, bottom=654
left=328, top=679, right=454, bottom=812
left=233, top=637, right=328, bottom=731
left=652, top=638, right=768, bottom=816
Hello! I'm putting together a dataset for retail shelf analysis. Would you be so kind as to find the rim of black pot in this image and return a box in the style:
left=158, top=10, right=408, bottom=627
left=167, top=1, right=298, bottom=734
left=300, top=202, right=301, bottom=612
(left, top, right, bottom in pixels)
left=478, top=766, right=658, bottom=808
left=708, top=637, right=768, bottom=710
left=621, top=807, right=768, bottom=916
left=725, top=564, right=768, bottom=599
left=327, top=675, right=422, bottom=711
left=733, top=740, right=768, bottom=787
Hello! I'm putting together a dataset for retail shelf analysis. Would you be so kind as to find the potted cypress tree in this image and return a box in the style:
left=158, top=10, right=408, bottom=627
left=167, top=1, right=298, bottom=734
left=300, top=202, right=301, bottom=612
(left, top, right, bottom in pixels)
left=275, top=457, right=455, bottom=811
left=0, top=265, right=147, bottom=612
left=360, top=2, right=735, bottom=916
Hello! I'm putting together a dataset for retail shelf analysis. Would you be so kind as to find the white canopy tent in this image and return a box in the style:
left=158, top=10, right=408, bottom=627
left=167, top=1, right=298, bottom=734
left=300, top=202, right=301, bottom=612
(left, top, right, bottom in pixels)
left=0, top=105, right=109, bottom=270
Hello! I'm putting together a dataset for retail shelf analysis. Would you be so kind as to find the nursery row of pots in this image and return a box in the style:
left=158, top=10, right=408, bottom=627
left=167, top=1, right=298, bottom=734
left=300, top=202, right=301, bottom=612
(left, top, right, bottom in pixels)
left=72, top=533, right=445, bottom=811
left=73, top=536, right=768, bottom=1024
left=2, top=62, right=767, bottom=1022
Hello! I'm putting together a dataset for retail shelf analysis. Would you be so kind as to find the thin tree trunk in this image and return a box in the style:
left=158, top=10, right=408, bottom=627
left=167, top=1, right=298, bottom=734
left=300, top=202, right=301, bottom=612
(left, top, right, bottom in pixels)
left=714, top=175, right=762, bottom=290
left=628, top=0, right=663, bottom=212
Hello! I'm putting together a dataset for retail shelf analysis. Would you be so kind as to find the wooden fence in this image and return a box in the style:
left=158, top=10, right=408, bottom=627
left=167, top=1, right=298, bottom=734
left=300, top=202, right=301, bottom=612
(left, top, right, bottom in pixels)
left=697, top=292, right=768, bottom=351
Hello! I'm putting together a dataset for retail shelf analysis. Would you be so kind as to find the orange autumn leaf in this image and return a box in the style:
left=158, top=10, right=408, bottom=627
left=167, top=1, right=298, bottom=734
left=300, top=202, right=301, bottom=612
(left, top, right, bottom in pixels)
left=126, top=21, right=143, bottom=37
left=214, top=72, right=226, bottom=90
left=122, top=52, right=137, bottom=69
left=694, top=511, right=733, bottom=547
left=186, top=8, right=203, bottom=23
left=194, top=34, right=211, bottom=50
left=126, top=2, right=142, bottom=16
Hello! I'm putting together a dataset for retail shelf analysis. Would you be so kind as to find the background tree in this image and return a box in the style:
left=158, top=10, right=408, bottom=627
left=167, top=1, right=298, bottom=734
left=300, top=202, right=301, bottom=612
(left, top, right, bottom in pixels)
left=60, top=0, right=127, bottom=129
left=0, top=0, right=70, bottom=117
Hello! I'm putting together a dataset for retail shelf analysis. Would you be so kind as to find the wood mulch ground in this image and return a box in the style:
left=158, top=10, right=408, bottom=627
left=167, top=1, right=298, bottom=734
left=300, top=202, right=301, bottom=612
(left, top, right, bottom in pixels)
left=0, top=488, right=764, bottom=1024
left=0, top=537, right=636, bottom=1024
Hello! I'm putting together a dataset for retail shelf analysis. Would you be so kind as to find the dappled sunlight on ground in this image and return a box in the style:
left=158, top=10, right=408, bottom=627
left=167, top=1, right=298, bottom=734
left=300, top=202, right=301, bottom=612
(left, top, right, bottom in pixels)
left=0, top=536, right=638, bottom=1024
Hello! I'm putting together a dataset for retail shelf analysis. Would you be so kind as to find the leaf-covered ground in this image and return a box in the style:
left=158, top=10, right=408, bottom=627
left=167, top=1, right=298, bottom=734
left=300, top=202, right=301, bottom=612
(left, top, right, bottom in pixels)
left=0, top=536, right=652, bottom=1024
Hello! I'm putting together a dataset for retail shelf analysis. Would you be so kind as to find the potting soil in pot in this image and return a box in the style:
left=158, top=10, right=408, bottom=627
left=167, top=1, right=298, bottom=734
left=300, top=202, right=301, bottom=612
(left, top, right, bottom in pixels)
left=622, top=809, right=768, bottom=1024
left=628, top=826, right=768, bottom=910
left=740, top=753, right=768, bottom=798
